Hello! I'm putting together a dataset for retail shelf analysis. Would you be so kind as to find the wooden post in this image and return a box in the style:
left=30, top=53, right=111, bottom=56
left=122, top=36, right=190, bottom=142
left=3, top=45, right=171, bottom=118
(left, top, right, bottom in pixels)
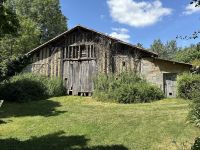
left=68, top=46, right=70, bottom=58
left=64, top=47, right=66, bottom=59
left=78, top=45, right=81, bottom=59
left=86, top=45, right=88, bottom=58
left=76, top=46, right=79, bottom=58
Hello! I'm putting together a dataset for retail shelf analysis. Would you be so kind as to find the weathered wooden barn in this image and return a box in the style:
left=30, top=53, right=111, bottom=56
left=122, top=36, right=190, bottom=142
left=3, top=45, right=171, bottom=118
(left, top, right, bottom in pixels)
left=25, top=25, right=192, bottom=97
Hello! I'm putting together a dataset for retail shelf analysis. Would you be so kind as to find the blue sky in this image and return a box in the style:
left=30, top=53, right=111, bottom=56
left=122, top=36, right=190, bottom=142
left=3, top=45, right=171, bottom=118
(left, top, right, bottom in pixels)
left=60, top=0, right=200, bottom=48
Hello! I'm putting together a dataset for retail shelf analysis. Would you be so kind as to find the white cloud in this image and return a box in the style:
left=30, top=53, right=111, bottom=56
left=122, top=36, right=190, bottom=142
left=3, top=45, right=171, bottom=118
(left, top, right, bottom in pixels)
left=107, top=0, right=172, bottom=27
left=109, top=27, right=130, bottom=42
left=183, top=2, right=200, bottom=15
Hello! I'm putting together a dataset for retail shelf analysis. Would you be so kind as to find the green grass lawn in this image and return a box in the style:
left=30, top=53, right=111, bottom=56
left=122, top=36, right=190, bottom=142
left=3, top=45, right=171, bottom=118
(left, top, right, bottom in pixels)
left=0, top=97, right=199, bottom=150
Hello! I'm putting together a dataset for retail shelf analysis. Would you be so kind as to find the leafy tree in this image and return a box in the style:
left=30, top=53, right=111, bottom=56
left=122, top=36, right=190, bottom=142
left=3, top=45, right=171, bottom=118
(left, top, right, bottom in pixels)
left=0, top=56, right=29, bottom=81
left=0, top=0, right=68, bottom=81
left=0, top=17, right=41, bottom=58
left=9, top=0, right=68, bottom=44
left=1, top=0, right=67, bottom=56
left=0, top=0, right=19, bottom=37
left=165, top=40, right=179, bottom=60
left=150, top=39, right=167, bottom=59
left=175, top=44, right=200, bottom=65
left=0, top=0, right=67, bottom=58
left=150, top=39, right=179, bottom=60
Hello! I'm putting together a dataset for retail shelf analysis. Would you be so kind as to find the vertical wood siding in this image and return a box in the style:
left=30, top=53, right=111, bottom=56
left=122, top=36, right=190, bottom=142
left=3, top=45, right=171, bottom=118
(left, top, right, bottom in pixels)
left=25, top=28, right=181, bottom=96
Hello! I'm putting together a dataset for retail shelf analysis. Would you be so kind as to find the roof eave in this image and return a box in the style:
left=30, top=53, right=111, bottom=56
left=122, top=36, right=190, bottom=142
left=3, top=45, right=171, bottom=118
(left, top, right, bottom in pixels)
left=26, top=25, right=158, bottom=57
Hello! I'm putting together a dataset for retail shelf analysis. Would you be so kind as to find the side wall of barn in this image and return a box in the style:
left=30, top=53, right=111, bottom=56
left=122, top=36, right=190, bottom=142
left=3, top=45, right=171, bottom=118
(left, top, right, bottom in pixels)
left=113, top=54, right=141, bottom=74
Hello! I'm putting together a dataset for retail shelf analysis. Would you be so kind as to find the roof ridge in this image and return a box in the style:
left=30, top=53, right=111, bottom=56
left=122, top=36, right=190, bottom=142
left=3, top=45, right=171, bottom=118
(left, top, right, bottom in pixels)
left=26, top=25, right=158, bottom=56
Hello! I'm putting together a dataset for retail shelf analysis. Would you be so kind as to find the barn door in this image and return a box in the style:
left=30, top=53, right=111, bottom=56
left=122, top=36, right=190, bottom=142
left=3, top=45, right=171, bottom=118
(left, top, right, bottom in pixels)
left=164, top=73, right=177, bottom=98
left=64, top=60, right=96, bottom=95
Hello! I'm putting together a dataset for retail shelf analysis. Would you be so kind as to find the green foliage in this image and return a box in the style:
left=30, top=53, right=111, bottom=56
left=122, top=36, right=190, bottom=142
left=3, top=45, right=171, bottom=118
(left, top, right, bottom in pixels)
left=6, top=0, right=68, bottom=43
left=45, top=76, right=66, bottom=97
left=0, top=0, right=67, bottom=81
left=177, top=73, right=200, bottom=100
left=114, top=83, right=164, bottom=103
left=93, top=72, right=164, bottom=103
left=0, top=0, right=19, bottom=36
left=150, top=39, right=166, bottom=58
left=175, top=44, right=200, bottom=63
left=189, top=95, right=200, bottom=127
left=0, top=73, right=65, bottom=102
left=165, top=40, right=179, bottom=60
left=192, top=137, right=200, bottom=150
left=0, top=56, right=30, bottom=82
left=150, top=39, right=178, bottom=60
left=189, top=94, right=200, bottom=149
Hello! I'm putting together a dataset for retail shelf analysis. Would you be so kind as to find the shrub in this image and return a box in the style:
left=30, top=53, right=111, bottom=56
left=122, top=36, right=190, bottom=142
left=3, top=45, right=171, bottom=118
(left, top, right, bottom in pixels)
left=191, top=137, right=200, bottom=150
left=188, top=87, right=200, bottom=150
left=93, top=72, right=164, bottom=103
left=0, top=73, right=65, bottom=102
left=188, top=92, right=200, bottom=127
left=177, top=73, right=200, bottom=100
left=45, top=76, right=65, bottom=97
left=0, top=56, right=30, bottom=82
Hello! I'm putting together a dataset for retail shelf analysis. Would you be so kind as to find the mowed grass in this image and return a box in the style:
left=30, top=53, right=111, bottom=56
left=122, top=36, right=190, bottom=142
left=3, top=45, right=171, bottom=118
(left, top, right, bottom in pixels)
left=0, top=97, right=199, bottom=150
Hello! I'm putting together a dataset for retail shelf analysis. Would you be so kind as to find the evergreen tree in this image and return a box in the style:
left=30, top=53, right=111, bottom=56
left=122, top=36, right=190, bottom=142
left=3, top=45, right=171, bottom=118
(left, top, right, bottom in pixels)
left=150, top=39, right=179, bottom=60
left=165, top=40, right=178, bottom=60
left=150, top=39, right=167, bottom=59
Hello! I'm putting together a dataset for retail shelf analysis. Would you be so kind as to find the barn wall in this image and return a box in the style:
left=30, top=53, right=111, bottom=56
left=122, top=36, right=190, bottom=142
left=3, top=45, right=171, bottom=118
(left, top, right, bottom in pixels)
left=141, top=58, right=191, bottom=90
left=113, top=54, right=141, bottom=74
left=62, top=31, right=100, bottom=95
left=23, top=27, right=192, bottom=97
left=24, top=47, right=62, bottom=78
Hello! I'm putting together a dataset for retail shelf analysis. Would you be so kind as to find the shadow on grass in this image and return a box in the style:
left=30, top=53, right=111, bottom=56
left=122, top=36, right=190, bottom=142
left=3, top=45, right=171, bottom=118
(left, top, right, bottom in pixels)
left=0, top=99, right=67, bottom=119
left=0, top=131, right=128, bottom=150
left=0, top=120, right=7, bottom=124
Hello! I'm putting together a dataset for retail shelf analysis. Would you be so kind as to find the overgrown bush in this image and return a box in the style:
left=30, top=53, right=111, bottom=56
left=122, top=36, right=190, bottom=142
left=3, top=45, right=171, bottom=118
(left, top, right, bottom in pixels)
left=177, top=73, right=200, bottom=100
left=187, top=84, right=200, bottom=149
left=0, top=73, right=65, bottom=102
left=189, top=97, right=200, bottom=128
left=0, top=56, right=30, bottom=82
left=93, top=72, right=164, bottom=103
left=191, top=137, right=200, bottom=150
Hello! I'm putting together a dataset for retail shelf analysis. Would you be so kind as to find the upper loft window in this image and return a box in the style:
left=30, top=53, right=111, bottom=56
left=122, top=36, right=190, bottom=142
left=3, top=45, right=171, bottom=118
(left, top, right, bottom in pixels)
left=64, top=44, right=96, bottom=59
